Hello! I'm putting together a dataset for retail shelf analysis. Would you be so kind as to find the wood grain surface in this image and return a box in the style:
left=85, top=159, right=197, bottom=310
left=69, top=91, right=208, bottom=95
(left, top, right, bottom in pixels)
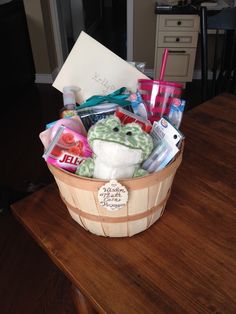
left=12, top=93, right=236, bottom=313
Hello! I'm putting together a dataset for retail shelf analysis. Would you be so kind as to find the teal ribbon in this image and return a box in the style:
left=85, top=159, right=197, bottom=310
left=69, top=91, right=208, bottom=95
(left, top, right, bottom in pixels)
left=75, top=87, right=130, bottom=110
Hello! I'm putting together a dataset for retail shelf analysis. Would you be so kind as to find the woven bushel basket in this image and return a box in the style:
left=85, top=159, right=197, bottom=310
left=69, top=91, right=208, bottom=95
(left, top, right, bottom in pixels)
left=47, top=147, right=183, bottom=237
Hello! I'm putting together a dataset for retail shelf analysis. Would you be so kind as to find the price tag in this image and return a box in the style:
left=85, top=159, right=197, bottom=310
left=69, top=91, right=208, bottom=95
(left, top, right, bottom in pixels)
left=98, top=180, right=128, bottom=211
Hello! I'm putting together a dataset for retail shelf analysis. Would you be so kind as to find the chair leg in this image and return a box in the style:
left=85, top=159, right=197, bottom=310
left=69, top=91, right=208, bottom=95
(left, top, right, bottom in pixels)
left=229, top=32, right=236, bottom=93
left=200, top=7, right=208, bottom=101
left=211, top=31, right=219, bottom=97
left=223, top=31, right=234, bottom=92
left=231, top=69, right=236, bottom=93
left=215, top=31, right=227, bottom=94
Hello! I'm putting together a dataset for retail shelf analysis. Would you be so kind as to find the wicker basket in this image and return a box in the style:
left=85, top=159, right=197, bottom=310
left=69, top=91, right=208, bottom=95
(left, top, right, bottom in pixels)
left=47, top=148, right=183, bottom=237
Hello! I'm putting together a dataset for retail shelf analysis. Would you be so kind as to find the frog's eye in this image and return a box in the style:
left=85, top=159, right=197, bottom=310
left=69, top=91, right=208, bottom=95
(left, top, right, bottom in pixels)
left=126, top=131, right=132, bottom=136
left=113, top=127, right=119, bottom=132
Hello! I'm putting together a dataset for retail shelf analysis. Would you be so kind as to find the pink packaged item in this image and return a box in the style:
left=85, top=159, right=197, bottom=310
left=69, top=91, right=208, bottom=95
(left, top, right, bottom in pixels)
left=50, top=116, right=87, bottom=139
left=43, top=126, right=92, bottom=173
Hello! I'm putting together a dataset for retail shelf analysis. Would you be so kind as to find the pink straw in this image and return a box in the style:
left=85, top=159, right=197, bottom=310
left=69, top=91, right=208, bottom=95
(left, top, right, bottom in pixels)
left=159, top=48, right=169, bottom=81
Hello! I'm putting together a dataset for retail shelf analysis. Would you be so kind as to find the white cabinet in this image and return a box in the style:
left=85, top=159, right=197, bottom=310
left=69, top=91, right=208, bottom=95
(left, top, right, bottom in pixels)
left=154, top=14, right=200, bottom=82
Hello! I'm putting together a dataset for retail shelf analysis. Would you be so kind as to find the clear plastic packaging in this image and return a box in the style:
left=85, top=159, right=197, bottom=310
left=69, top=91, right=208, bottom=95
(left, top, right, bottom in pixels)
left=138, top=79, right=183, bottom=123
left=76, top=103, right=133, bottom=131
left=142, top=118, right=184, bottom=172
left=142, top=142, right=173, bottom=173
left=128, top=61, right=146, bottom=73
left=115, top=107, right=152, bottom=133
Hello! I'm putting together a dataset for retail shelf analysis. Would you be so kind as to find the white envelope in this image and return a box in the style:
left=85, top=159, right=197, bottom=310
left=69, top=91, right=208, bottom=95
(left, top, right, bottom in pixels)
left=53, top=31, right=148, bottom=103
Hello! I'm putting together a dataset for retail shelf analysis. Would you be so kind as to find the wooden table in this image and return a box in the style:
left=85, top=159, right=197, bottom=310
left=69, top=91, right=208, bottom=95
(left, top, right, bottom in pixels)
left=12, top=93, right=236, bottom=313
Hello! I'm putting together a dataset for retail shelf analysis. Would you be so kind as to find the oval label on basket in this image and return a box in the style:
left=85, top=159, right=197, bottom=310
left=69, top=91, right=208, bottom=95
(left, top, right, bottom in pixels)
left=98, top=180, right=128, bottom=211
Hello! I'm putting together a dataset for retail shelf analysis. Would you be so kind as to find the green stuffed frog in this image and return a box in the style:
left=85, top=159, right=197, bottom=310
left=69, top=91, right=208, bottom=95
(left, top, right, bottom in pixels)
left=76, top=116, right=153, bottom=180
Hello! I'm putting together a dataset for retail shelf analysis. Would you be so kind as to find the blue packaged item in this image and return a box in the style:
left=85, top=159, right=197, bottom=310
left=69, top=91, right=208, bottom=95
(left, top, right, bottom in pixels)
left=166, top=99, right=185, bottom=129
left=129, top=91, right=148, bottom=119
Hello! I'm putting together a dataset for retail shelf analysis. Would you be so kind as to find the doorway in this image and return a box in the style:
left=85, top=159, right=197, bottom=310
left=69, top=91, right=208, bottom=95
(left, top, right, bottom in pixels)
left=52, top=0, right=129, bottom=67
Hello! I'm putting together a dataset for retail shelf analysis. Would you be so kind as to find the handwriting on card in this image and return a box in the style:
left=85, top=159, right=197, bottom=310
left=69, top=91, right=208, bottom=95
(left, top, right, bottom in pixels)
left=92, top=72, right=117, bottom=94
left=98, top=180, right=128, bottom=211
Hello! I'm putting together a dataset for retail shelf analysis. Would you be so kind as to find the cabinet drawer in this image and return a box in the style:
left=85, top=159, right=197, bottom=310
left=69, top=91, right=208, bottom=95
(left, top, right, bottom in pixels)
left=159, top=15, right=199, bottom=32
left=154, top=48, right=196, bottom=82
left=157, top=31, right=198, bottom=48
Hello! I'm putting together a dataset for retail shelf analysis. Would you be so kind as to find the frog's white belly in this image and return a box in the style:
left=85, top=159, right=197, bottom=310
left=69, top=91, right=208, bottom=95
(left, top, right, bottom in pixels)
left=92, top=140, right=142, bottom=180
left=94, top=159, right=136, bottom=180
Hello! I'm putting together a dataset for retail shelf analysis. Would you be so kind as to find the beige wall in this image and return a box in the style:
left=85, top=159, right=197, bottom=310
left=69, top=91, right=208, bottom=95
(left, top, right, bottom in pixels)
left=23, top=0, right=57, bottom=74
left=133, top=0, right=156, bottom=68
left=40, top=0, right=58, bottom=72
left=24, top=0, right=157, bottom=74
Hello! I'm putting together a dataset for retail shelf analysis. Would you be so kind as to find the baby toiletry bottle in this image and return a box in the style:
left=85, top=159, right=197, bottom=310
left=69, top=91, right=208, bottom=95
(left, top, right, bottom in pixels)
left=60, top=86, right=79, bottom=118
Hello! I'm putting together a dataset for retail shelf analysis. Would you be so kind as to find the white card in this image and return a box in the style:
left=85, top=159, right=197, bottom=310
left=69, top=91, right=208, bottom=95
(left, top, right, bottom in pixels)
left=53, top=31, right=148, bottom=103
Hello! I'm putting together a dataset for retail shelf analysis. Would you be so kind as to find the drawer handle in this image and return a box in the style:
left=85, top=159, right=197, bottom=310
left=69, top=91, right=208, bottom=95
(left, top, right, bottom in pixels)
left=177, top=21, right=182, bottom=26
left=168, top=50, right=186, bottom=53
left=176, top=37, right=180, bottom=42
